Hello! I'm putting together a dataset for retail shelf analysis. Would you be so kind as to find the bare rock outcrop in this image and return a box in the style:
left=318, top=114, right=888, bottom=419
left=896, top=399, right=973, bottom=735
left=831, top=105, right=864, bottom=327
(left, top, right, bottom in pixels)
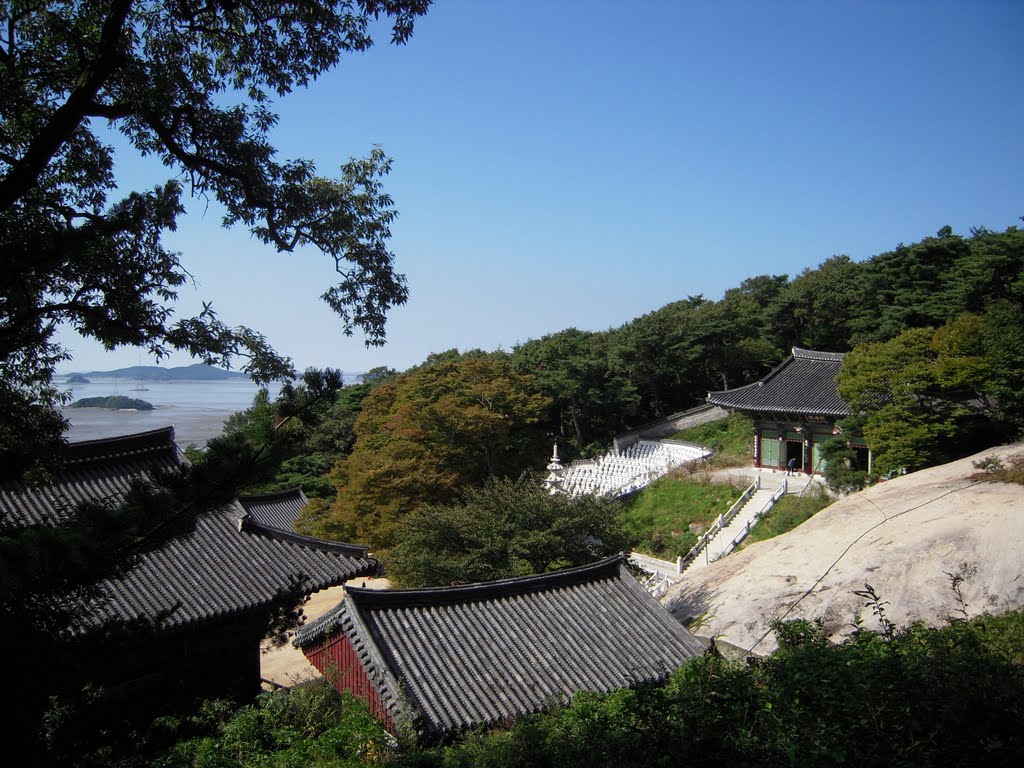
left=663, top=442, right=1024, bottom=655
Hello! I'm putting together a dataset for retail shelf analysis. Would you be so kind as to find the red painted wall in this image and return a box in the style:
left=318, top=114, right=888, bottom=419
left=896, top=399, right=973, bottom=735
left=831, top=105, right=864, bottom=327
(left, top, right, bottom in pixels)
left=303, top=632, right=395, bottom=731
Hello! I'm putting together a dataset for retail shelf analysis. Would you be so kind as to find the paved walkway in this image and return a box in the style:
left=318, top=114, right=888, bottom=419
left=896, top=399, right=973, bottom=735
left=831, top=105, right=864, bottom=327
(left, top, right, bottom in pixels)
left=710, top=465, right=822, bottom=496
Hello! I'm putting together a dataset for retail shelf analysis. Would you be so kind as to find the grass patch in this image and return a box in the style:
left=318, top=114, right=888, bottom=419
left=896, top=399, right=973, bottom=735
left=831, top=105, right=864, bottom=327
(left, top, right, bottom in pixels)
left=744, top=486, right=833, bottom=544
left=620, top=471, right=744, bottom=559
left=670, top=412, right=752, bottom=469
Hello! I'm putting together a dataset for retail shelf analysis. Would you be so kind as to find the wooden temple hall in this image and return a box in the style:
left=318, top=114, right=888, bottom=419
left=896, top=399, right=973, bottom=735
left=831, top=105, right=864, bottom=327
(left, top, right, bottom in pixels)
left=294, top=554, right=704, bottom=740
left=707, top=347, right=871, bottom=475
left=0, top=427, right=378, bottom=711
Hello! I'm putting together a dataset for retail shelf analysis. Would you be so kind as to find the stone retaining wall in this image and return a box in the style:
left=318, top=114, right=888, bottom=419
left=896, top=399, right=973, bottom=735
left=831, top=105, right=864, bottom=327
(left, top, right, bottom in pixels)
left=614, top=404, right=728, bottom=453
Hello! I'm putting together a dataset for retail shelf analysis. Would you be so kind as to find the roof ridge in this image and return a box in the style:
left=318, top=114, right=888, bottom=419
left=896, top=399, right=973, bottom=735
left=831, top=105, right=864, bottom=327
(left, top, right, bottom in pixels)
left=791, top=347, right=846, bottom=361
left=236, top=487, right=308, bottom=516
left=65, top=426, right=178, bottom=465
left=708, top=353, right=795, bottom=401
left=238, top=516, right=373, bottom=559
left=346, top=553, right=627, bottom=608
left=236, top=486, right=306, bottom=504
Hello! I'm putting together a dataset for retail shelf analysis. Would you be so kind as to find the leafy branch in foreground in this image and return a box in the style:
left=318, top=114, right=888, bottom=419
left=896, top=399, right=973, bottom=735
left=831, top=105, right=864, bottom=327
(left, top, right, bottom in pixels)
left=1, top=1, right=432, bottom=482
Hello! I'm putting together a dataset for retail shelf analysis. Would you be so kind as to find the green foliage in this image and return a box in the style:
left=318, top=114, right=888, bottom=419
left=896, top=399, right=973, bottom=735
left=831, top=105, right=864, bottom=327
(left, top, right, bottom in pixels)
left=158, top=681, right=394, bottom=768
left=838, top=306, right=1023, bottom=474
left=387, top=476, right=629, bottom=587
left=68, top=396, right=154, bottom=410
left=967, top=610, right=1024, bottom=667
left=744, top=486, right=832, bottom=543
left=820, top=427, right=870, bottom=492
left=511, top=328, right=640, bottom=456
left=972, top=455, right=1005, bottom=474
left=303, top=357, right=550, bottom=548
left=851, top=226, right=972, bottom=343
left=644, top=529, right=698, bottom=559
left=1, top=1, right=431, bottom=483
left=669, top=412, right=753, bottom=467
left=217, top=371, right=376, bottom=501
left=619, top=474, right=742, bottom=558
left=971, top=452, right=1024, bottom=486
left=974, top=300, right=1024, bottom=426
left=771, top=255, right=862, bottom=351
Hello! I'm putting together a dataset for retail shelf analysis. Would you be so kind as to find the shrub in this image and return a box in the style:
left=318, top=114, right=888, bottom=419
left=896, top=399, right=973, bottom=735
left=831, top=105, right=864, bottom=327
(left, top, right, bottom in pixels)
left=971, top=452, right=1024, bottom=485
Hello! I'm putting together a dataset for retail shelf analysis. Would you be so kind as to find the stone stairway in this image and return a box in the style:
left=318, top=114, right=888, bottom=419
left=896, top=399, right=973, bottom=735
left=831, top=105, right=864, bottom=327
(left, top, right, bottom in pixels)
left=683, top=480, right=786, bottom=574
left=629, top=552, right=683, bottom=597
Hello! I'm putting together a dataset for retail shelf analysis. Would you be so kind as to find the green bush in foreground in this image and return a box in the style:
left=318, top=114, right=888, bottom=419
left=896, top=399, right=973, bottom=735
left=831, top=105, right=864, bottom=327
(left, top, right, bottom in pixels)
left=156, top=682, right=394, bottom=768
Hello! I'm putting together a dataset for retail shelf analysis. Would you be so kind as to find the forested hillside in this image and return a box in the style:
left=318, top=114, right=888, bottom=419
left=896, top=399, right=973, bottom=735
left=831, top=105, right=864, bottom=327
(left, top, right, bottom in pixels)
left=514, top=224, right=1024, bottom=457
left=233, top=223, right=1024, bottom=512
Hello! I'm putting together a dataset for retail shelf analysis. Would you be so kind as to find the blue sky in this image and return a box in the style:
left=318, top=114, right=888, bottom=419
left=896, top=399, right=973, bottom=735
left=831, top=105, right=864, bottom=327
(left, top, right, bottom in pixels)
left=60, top=0, right=1024, bottom=376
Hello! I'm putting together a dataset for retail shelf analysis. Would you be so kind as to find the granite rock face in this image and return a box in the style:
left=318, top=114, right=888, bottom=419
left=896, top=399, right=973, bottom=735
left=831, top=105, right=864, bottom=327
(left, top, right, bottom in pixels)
left=663, top=442, right=1024, bottom=654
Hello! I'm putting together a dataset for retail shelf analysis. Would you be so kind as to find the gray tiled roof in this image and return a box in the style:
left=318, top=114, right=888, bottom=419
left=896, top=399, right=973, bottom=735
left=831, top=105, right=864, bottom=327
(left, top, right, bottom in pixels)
left=707, top=347, right=850, bottom=417
left=88, top=492, right=374, bottom=631
left=237, top=487, right=308, bottom=532
left=0, top=428, right=376, bottom=632
left=1, top=426, right=184, bottom=526
left=295, top=554, right=704, bottom=737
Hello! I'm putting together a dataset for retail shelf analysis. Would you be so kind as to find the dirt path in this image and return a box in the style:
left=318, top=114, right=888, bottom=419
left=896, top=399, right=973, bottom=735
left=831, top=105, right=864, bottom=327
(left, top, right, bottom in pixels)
left=260, top=576, right=390, bottom=688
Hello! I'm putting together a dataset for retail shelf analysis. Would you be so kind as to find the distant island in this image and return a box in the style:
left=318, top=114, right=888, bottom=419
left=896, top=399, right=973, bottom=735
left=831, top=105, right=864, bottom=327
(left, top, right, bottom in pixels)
left=69, top=396, right=154, bottom=411
left=64, top=364, right=251, bottom=382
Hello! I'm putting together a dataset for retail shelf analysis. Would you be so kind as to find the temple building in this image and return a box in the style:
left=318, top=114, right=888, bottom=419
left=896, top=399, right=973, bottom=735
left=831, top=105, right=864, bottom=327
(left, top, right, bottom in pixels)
left=0, top=427, right=376, bottom=711
left=294, top=554, right=704, bottom=740
left=707, top=347, right=870, bottom=474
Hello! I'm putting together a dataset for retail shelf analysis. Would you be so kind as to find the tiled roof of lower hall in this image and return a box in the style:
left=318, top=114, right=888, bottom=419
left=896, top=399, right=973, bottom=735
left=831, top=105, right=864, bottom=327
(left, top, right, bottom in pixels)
left=294, top=554, right=705, bottom=738
left=707, top=347, right=850, bottom=417
left=0, top=427, right=376, bottom=633
left=1, top=426, right=185, bottom=526
left=237, top=487, right=309, bottom=532
left=87, top=492, right=374, bottom=632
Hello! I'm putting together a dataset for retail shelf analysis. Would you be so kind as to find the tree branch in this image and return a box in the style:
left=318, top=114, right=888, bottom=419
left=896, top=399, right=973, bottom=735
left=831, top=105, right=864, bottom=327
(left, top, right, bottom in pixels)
left=0, top=0, right=134, bottom=212
left=139, top=106, right=283, bottom=237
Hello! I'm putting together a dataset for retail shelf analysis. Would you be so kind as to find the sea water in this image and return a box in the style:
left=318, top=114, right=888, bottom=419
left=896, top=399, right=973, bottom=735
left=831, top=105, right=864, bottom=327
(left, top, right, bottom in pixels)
left=61, top=378, right=283, bottom=448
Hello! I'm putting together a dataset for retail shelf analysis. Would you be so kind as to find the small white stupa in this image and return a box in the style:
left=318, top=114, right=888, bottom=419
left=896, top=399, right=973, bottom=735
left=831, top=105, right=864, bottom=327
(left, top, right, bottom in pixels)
left=542, top=442, right=564, bottom=493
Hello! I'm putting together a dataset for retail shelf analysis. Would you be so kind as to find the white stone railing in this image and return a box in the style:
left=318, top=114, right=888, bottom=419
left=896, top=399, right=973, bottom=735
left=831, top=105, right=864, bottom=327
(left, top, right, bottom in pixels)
left=719, top=479, right=788, bottom=556
left=678, top=477, right=760, bottom=571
